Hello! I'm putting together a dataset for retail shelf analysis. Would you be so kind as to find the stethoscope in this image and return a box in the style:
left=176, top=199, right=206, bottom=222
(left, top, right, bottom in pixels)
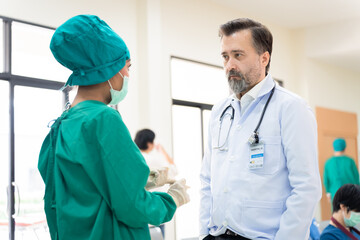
left=214, top=86, right=275, bottom=151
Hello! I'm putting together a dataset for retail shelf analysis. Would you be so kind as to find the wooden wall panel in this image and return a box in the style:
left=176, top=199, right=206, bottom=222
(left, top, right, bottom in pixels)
left=316, top=107, right=358, bottom=220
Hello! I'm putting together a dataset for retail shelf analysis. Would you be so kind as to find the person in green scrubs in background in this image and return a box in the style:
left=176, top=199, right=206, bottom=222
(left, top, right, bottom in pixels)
left=324, top=138, right=359, bottom=203
left=38, top=15, right=189, bottom=240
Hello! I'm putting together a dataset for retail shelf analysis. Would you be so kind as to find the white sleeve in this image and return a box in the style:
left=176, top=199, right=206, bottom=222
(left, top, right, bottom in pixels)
left=199, top=116, right=213, bottom=236
left=275, top=99, right=322, bottom=240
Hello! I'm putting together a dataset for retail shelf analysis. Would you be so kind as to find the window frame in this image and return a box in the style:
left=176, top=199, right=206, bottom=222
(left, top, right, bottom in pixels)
left=1, top=15, right=69, bottom=240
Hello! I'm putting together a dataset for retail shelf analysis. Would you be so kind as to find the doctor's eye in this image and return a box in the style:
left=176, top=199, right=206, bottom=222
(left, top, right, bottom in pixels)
left=222, top=55, right=229, bottom=61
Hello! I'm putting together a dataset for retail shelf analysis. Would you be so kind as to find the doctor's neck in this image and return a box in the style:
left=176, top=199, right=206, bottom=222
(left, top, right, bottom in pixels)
left=236, top=78, right=262, bottom=99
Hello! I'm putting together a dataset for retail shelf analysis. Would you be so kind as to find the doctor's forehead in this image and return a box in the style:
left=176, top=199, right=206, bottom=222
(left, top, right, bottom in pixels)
left=220, top=30, right=253, bottom=52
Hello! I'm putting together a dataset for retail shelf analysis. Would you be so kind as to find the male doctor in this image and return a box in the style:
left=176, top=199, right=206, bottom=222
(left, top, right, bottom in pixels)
left=199, top=18, right=321, bottom=240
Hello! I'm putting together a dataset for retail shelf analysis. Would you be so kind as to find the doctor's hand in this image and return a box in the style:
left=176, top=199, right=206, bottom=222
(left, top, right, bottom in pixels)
left=145, top=167, right=174, bottom=190
left=167, top=178, right=190, bottom=207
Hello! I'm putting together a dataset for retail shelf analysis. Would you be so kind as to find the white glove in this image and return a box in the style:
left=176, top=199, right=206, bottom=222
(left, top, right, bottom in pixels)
left=146, top=167, right=173, bottom=190
left=199, top=235, right=207, bottom=240
left=167, top=178, right=190, bottom=207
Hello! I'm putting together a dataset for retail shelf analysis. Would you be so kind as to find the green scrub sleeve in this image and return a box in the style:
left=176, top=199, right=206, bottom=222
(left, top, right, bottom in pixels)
left=82, top=109, right=176, bottom=228
left=323, top=162, right=330, bottom=194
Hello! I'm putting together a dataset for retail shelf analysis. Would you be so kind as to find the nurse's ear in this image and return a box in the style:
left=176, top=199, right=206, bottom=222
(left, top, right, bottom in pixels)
left=339, top=204, right=350, bottom=214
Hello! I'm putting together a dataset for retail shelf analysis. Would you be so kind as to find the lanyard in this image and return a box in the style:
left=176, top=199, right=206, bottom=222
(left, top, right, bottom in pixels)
left=331, top=217, right=360, bottom=240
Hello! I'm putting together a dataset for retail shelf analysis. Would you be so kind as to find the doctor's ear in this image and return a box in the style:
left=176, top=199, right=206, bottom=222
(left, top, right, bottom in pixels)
left=260, top=51, right=270, bottom=68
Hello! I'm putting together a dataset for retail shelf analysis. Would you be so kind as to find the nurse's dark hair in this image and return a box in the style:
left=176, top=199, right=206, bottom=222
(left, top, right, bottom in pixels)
left=332, top=184, right=360, bottom=212
left=134, top=129, right=155, bottom=150
left=219, top=18, right=273, bottom=75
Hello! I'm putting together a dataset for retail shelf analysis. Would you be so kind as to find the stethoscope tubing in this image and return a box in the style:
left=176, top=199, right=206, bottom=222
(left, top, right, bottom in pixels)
left=215, top=85, right=276, bottom=150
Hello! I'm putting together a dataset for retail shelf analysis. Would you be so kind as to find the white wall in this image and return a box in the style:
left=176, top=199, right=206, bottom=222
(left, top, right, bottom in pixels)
left=302, top=21, right=360, bottom=133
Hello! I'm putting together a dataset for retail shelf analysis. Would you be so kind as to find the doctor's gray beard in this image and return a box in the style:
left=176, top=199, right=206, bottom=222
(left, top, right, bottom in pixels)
left=227, top=70, right=250, bottom=94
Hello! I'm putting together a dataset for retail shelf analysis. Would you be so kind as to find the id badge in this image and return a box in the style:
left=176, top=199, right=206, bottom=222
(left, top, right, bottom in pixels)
left=249, top=142, right=264, bottom=169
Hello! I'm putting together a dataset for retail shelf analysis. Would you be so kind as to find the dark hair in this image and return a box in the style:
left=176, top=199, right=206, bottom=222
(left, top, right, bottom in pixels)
left=134, top=129, right=155, bottom=150
left=332, top=184, right=360, bottom=212
left=219, top=18, right=273, bottom=75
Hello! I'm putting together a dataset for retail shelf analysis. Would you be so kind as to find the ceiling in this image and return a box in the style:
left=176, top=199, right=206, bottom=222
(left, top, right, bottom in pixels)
left=211, top=0, right=360, bottom=29
left=211, top=0, right=360, bottom=73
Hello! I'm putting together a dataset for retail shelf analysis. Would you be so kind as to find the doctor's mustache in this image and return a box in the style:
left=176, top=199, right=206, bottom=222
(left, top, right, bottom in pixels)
left=227, top=69, right=245, bottom=81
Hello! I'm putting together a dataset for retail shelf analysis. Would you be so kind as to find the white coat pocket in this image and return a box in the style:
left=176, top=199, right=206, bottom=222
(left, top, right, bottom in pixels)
left=241, top=199, right=284, bottom=236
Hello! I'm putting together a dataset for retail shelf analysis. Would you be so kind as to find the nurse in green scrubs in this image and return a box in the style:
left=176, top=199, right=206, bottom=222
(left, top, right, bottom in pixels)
left=38, top=15, right=189, bottom=240
left=324, top=138, right=360, bottom=202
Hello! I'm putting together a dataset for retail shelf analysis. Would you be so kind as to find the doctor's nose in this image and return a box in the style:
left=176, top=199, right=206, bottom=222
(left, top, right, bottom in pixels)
left=224, top=58, right=237, bottom=73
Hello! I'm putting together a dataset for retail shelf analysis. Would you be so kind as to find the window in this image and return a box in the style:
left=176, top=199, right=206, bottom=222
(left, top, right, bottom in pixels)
left=171, top=57, right=227, bottom=239
left=0, top=22, right=3, bottom=73
left=12, top=22, right=71, bottom=81
left=171, top=57, right=229, bottom=105
left=14, top=86, right=62, bottom=240
left=2, top=16, right=65, bottom=240
left=0, top=80, right=9, bottom=239
left=172, top=105, right=203, bottom=239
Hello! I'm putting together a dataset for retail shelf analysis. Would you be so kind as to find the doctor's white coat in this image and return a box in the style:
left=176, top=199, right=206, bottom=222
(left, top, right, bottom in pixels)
left=199, top=74, right=322, bottom=240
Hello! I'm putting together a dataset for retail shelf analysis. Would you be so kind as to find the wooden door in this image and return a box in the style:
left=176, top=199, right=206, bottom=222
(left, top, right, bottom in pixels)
left=316, top=107, right=358, bottom=220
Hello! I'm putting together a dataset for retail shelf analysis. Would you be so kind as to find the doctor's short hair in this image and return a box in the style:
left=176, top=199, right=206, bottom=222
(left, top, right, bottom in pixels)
left=134, top=129, right=155, bottom=150
left=219, top=18, right=273, bottom=75
left=332, top=184, right=360, bottom=213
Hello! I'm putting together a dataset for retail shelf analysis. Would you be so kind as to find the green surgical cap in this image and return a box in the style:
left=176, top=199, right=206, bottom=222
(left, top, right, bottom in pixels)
left=50, top=15, right=130, bottom=88
left=333, top=138, right=346, bottom=152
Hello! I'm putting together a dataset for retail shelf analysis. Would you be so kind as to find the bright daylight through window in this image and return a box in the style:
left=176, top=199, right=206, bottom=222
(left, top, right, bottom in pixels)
left=12, top=22, right=71, bottom=81
left=171, top=57, right=228, bottom=239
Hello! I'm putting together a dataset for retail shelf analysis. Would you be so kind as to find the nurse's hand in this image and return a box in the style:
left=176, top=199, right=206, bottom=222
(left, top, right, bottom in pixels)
left=145, top=167, right=174, bottom=190
left=167, top=178, right=190, bottom=207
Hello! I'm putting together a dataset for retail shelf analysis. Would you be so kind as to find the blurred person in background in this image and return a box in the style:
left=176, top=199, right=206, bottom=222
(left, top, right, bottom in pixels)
left=135, top=128, right=178, bottom=183
left=320, top=184, right=360, bottom=240
left=135, top=128, right=179, bottom=238
left=324, top=138, right=359, bottom=203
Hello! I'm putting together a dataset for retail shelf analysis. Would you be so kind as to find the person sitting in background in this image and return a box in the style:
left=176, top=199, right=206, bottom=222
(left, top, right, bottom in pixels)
left=324, top=138, right=360, bottom=203
left=309, top=218, right=321, bottom=240
left=134, top=128, right=179, bottom=239
left=135, top=129, right=178, bottom=184
left=320, top=184, right=360, bottom=240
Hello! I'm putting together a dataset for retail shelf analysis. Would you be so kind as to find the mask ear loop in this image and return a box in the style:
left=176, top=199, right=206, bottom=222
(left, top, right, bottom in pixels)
left=108, top=80, right=114, bottom=89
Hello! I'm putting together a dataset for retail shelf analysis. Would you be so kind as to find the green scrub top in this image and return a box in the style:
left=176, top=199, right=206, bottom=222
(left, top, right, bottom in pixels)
left=38, top=100, right=176, bottom=240
left=323, top=155, right=360, bottom=200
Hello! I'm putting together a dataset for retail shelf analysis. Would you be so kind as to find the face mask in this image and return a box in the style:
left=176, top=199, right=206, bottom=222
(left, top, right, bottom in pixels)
left=343, top=210, right=360, bottom=227
left=108, top=72, right=129, bottom=105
